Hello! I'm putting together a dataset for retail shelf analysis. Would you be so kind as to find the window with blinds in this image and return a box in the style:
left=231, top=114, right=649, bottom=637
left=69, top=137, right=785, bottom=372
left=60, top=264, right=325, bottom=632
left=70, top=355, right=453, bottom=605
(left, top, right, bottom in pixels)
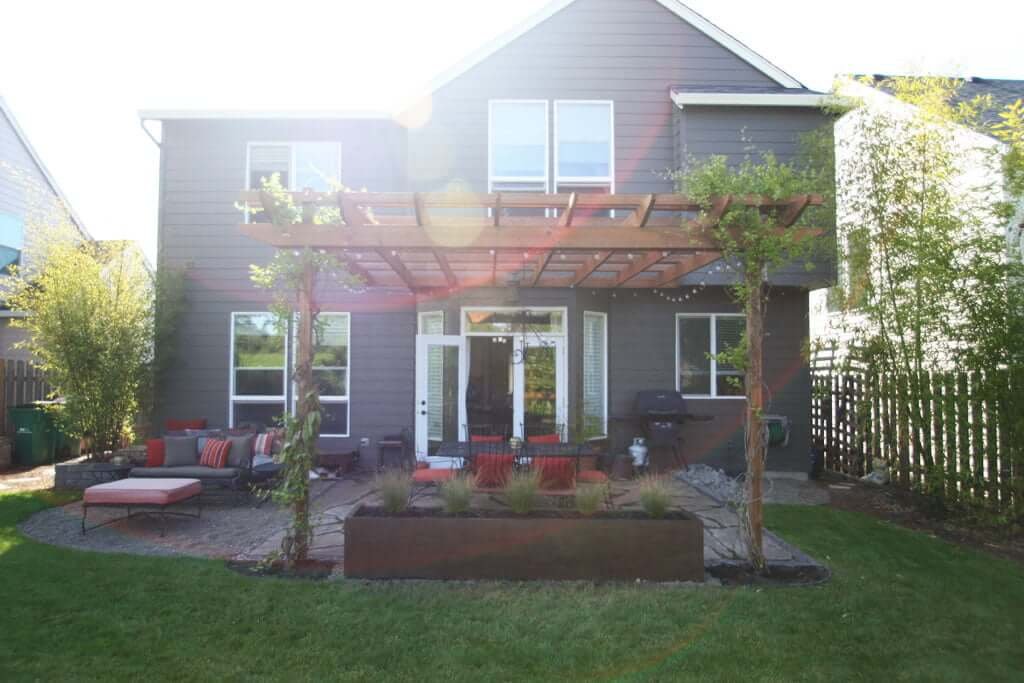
left=676, top=314, right=746, bottom=398
left=582, top=311, right=607, bottom=435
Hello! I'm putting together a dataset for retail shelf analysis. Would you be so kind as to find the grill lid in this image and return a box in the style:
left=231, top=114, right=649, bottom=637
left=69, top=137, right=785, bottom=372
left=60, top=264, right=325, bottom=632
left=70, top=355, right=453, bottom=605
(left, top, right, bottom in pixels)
left=633, top=390, right=689, bottom=416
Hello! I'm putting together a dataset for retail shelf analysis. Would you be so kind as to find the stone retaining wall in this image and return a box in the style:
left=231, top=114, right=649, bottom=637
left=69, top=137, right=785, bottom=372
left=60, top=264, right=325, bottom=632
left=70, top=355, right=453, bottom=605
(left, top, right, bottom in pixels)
left=55, top=463, right=131, bottom=490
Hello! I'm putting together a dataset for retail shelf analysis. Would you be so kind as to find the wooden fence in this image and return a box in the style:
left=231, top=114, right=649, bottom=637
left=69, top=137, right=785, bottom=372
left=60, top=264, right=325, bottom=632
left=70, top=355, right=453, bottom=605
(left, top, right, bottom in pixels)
left=811, top=357, right=1021, bottom=515
left=0, top=359, right=52, bottom=435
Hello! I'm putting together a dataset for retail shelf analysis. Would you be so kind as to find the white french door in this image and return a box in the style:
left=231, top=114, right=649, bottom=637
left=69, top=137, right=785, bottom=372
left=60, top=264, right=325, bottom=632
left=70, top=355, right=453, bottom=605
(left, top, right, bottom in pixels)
left=512, top=336, right=567, bottom=440
left=414, top=335, right=467, bottom=458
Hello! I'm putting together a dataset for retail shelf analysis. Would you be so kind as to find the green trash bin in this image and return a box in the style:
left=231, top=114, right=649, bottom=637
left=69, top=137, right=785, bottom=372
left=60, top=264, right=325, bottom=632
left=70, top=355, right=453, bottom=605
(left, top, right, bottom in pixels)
left=9, top=404, right=56, bottom=467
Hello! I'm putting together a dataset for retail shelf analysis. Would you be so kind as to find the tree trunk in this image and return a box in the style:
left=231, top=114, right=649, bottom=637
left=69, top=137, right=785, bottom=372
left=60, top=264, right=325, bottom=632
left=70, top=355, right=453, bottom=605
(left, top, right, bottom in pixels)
left=745, top=272, right=767, bottom=571
left=291, top=262, right=316, bottom=562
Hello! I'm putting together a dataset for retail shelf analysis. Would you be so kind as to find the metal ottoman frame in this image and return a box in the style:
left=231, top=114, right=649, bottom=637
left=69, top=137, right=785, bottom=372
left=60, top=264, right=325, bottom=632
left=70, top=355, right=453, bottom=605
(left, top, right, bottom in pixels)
left=81, top=491, right=203, bottom=537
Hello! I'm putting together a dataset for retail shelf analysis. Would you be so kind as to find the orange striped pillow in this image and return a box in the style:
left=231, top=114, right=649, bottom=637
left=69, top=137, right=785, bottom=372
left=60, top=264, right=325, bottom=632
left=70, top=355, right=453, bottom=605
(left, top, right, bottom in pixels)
left=199, top=439, right=231, bottom=468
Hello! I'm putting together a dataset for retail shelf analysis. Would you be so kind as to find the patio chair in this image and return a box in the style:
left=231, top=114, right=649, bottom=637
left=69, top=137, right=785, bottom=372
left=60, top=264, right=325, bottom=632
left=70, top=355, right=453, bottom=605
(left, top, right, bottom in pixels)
left=378, top=428, right=413, bottom=472
left=465, top=423, right=512, bottom=443
left=469, top=440, right=515, bottom=492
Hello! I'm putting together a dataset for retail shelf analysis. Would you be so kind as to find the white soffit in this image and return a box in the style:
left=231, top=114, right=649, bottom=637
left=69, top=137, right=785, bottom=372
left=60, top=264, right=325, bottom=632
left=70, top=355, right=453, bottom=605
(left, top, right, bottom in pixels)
left=670, top=92, right=825, bottom=108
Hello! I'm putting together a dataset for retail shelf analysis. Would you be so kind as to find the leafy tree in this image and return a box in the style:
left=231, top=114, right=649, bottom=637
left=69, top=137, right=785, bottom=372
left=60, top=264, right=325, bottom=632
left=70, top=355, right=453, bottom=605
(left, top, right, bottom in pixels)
left=2, top=235, right=153, bottom=455
left=249, top=177, right=361, bottom=563
left=674, top=150, right=833, bottom=569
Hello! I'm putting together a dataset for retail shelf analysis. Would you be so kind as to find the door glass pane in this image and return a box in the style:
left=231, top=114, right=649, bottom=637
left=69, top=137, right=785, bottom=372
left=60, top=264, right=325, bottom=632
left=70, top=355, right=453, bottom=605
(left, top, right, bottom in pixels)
left=524, top=344, right=558, bottom=438
left=678, top=317, right=711, bottom=395
left=491, top=102, right=547, bottom=179
left=426, top=343, right=462, bottom=443
left=557, top=102, right=612, bottom=178
left=467, top=337, right=513, bottom=438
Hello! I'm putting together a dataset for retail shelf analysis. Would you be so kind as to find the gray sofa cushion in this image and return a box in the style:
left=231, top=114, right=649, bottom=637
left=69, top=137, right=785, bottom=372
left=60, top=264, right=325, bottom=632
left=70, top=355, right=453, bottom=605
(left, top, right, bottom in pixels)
left=226, top=434, right=254, bottom=469
left=164, top=436, right=199, bottom=467
left=131, top=466, right=238, bottom=479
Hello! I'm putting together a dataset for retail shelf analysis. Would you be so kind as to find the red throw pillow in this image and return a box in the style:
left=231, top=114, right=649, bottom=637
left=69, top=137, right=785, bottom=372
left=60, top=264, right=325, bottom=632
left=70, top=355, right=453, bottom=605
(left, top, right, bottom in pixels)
left=474, top=453, right=514, bottom=488
left=533, top=457, right=575, bottom=490
left=166, top=418, right=207, bottom=432
left=199, top=439, right=231, bottom=468
left=470, top=435, right=504, bottom=443
left=527, top=433, right=561, bottom=444
left=145, top=439, right=165, bottom=467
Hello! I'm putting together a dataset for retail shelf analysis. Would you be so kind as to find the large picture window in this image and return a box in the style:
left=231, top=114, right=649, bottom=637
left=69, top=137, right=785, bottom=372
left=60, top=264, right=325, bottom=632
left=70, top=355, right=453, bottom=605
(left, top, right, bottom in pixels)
left=676, top=314, right=746, bottom=398
left=488, top=101, right=548, bottom=193
left=230, top=313, right=287, bottom=428
left=309, top=313, right=351, bottom=437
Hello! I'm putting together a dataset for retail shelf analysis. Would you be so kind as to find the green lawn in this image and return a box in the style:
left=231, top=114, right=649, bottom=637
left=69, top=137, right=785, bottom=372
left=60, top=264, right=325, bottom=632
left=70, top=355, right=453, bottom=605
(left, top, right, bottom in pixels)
left=1, top=492, right=1021, bottom=681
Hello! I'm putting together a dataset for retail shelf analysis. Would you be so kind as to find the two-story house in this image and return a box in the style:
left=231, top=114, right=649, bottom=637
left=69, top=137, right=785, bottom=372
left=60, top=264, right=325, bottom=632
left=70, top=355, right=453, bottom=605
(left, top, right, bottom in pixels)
left=141, top=0, right=832, bottom=476
left=1, top=96, right=91, bottom=362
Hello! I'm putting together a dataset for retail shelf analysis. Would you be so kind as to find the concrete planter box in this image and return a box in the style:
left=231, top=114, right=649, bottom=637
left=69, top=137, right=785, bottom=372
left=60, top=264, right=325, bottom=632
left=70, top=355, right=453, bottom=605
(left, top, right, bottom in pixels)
left=344, top=505, right=704, bottom=582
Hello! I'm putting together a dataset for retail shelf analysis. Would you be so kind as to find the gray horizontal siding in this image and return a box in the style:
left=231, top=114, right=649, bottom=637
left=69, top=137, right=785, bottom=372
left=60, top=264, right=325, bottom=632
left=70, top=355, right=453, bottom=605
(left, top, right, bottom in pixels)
left=608, top=287, right=811, bottom=474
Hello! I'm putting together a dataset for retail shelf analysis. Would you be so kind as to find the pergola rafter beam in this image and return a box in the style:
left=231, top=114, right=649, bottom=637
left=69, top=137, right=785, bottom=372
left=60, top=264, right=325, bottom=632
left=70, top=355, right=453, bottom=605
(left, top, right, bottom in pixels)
left=376, top=249, right=417, bottom=290
left=652, top=253, right=723, bottom=288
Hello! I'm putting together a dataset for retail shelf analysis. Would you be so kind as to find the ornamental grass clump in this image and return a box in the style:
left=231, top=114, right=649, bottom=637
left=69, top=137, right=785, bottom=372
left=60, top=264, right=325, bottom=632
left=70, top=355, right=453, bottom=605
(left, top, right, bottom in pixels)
left=575, top=483, right=608, bottom=517
left=440, top=475, right=474, bottom=514
left=504, top=470, right=541, bottom=515
left=375, top=471, right=412, bottom=514
left=638, top=475, right=672, bottom=519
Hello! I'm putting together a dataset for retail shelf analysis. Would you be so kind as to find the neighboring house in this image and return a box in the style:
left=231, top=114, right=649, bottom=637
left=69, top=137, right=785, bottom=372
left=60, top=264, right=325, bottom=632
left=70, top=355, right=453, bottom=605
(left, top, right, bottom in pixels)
left=0, top=96, right=91, bottom=362
left=809, top=76, right=1024, bottom=358
left=141, top=0, right=832, bottom=475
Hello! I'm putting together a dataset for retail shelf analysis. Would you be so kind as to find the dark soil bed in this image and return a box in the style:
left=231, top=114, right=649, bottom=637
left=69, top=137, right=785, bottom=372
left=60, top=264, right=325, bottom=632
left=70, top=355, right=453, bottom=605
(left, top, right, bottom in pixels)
left=354, top=505, right=693, bottom=521
left=226, top=559, right=336, bottom=580
left=707, top=562, right=831, bottom=587
left=820, top=472, right=1024, bottom=565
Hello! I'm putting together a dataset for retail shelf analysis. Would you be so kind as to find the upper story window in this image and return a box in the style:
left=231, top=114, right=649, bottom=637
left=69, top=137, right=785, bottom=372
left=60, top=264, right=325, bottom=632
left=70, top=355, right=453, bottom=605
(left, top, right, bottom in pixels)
left=247, top=142, right=342, bottom=193
left=488, top=101, right=548, bottom=193
left=554, top=101, right=614, bottom=194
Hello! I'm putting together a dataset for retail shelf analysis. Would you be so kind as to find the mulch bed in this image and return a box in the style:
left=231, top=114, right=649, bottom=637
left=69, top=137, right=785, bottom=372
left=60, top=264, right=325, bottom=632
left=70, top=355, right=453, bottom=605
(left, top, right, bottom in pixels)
left=820, top=471, right=1024, bottom=565
left=226, top=559, right=336, bottom=580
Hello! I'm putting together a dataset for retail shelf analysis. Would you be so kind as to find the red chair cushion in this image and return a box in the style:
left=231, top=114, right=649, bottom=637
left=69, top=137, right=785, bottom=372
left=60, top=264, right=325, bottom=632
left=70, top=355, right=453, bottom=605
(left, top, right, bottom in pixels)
left=532, top=457, right=576, bottom=490
left=470, top=435, right=504, bottom=443
left=412, top=468, right=457, bottom=483
left=166, top=418, right=207, bottom=432
left=473, top=454, right=514, bottom=488
left=577, top=470, right=609, bottom=485
left=527, top=433, right=561, bottom=444
left=145, top=439, right=165, bottom=467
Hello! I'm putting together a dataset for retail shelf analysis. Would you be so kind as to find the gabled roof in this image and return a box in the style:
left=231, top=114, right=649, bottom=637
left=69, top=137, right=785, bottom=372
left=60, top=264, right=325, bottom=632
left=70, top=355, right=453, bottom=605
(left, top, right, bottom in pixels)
left=853, top=75, right=1024, bottom=129
left=0, top=96, right=91, bottom=240
left=138, top=109, right=391, bottom=121
left=424, top=0, right=805, bottom=98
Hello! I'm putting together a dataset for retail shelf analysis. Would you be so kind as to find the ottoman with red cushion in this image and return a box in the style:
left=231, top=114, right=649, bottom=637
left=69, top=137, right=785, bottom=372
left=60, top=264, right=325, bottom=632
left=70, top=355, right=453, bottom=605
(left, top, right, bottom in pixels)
left=82, top=478, right=202, bottom=536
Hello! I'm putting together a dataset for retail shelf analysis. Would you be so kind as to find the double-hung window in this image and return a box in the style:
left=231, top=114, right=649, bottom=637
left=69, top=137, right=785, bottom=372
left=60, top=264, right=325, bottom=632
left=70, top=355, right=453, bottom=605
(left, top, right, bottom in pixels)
left=247, top=142, right=342, bottom=221
left=676, top=314, right=746, bottom=398
left=310, top=313, right=351, bottom=437
left=488, top=101, right=549, bottom=195
left=230, top=313, right=287, bottom=428
left=554, top=100, right=614, bottom=197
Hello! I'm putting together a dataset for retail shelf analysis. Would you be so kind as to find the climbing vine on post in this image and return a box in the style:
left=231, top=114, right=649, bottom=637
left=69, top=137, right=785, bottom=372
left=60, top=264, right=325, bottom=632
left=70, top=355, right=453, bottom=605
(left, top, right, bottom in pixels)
left=674, top=152, right=832, bottom=570
left=248, top=176, right=362, bottom=564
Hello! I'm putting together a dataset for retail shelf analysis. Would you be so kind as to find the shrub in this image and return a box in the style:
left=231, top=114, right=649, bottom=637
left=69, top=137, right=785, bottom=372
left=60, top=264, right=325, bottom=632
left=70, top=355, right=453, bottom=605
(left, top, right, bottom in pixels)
left=375, top=470, right=412, bottom=514
left=575, top=483, right=608, bottom=516
left=440, top=475, right=473, bottom=514
left=504, top=470, right=541, bottom=515
left=638, top=475, right=672, bottom=519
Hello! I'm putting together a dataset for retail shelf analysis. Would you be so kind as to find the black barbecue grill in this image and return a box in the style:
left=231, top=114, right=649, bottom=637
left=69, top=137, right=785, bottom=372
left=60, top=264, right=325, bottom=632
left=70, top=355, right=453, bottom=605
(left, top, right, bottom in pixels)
left=628, top=390, right=712, bottom=470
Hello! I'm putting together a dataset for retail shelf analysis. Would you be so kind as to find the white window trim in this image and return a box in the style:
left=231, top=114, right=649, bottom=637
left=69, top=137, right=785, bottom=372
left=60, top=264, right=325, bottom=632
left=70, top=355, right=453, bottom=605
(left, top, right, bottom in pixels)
left=290, top=312, right=352, bottom=438
left=487, top=100, right=550, bottom=192
left=582, top=311, right=608, bottom=434
left=229, top=312, right=289, bottom=428
left=244, top=141, right=343, bottom=221
left=460, top=306, right=568, bottom=337
left=553, top=100, right=615, bottom=192
left=675, top=313, right=747, bottom=400
left=417, top=310, right=445, bottom=334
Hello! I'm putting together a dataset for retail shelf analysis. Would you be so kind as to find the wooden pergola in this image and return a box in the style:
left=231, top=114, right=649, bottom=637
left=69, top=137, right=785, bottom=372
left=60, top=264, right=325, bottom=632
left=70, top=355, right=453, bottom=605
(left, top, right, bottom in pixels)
left=239, top=191, right=823, bottom=290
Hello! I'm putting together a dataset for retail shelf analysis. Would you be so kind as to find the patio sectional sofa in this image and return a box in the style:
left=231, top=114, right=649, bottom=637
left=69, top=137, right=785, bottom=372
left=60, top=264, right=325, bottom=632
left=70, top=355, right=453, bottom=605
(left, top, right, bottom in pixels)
left=131, top=427, right=274, bottom=490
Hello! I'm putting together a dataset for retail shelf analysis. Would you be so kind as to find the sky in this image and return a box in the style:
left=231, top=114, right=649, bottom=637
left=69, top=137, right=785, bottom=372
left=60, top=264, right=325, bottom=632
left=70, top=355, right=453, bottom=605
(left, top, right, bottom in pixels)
left=1, top=0, right=1021, bottom=264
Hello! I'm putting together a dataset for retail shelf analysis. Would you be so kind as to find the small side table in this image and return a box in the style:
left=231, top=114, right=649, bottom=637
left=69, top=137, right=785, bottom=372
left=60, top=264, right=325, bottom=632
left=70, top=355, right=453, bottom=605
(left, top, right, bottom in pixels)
left=249, top=462, right=285, bottom=505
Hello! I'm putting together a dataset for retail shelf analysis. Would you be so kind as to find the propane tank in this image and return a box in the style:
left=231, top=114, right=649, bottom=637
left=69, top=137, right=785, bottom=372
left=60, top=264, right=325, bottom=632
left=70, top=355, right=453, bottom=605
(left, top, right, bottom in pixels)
left=628, top=437, right=648, bottom=468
